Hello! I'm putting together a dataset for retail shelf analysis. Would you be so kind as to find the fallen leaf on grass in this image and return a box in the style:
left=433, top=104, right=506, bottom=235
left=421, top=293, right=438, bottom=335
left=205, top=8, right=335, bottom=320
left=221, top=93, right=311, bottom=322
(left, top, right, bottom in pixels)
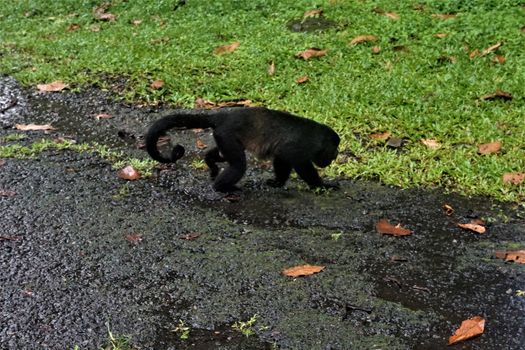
left=478, top=141, right=501, bottom=155
left=150, top=80, right=164, bottom=90
left=125, top=234, right=142, bottom=243
left=442, top=204, right=454, bottom=216
left=93, top=4, right=116, bottom=21
left=66, top=23, right=81, bottom=32
left=15, top=124, right=55, bottom=131
left=376, top=219, right=412, bottom=236
left=180, top=232, right=202, bottom=240
left=437, top=55, right=456, bottom=64
left=117, top=165, right=140, bottom=181
left=0, top=190, right=16, bottom=197
left=350, top=35, right=377, bottom=45
left=457, top=221, right=486, bottom=234
left=196, top=139, right=207, bottom=149
left=384, top=12, right=400, bottom=20
left=421, top=138, right=441, bottom=149
left=296, top=76, right=309, bottom=84
left=369, top=131, right=391, bottom=141
left=194, top=98, right=254, bottom=109
left=282, top=264, right=325, bottom=277
left=304, top=9, right=323, bottom=18
left=502, top=172, right=525, bottom=185
left=432, top=13, right=456, bottom=20
left=213, top=41, right=240, bottom=55
left=492, top=55, right=506, bottom=64
left=95, top=113, right=112, bottom=120
left=434, top=33, right=448, bottom=38
left=268, top=61, right=275, bottom=76
left=131, top=19, right=142, bottom=26
left=495, top=250, right=525, bottom=264
left=469, top=49, right=480, bottom=60
left=480, top=90, right=512, bottom=101
left=37, top=81, right=68, bottom=92
left=371, top=46, right=381, bottom=54
left=295, top=48, right=327, bottom=60
left=481, top=42, right=502, bottom=56
left=448, top=316, right=485, bottom=345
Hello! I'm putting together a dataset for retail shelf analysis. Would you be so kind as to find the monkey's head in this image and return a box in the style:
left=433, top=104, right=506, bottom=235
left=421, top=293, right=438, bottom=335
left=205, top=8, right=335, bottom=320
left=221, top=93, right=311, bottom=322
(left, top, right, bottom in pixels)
left=313, top=129, right=340, bottom=168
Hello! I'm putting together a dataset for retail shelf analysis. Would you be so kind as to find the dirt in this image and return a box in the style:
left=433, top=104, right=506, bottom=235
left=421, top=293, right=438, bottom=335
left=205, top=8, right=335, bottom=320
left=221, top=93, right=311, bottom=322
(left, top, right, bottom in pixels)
left=1, top=75, right=524, bottom=349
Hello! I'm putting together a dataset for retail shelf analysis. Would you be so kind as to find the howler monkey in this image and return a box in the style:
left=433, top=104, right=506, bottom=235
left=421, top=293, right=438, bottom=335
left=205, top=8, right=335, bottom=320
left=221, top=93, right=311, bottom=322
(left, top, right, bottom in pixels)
left=145, top=107, right=340, bottom=193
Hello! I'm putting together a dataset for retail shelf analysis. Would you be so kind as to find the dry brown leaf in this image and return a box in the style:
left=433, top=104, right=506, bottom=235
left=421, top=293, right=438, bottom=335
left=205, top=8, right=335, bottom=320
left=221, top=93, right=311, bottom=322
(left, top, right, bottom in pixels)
left=480, top=90, right=512, bottom=101
left=443, top=204, right=454, bottom=216
left=180, top=232, right=202, bottom=241
left=432, top=13, right=456, bottom=20
left=295, top=48, right=327, bottom=60
left=492, top=55, right=506, bottom=64
left=371, top=46, right=381, bottom=54
left=457, top=222, right=486, bottom=234
left=67, top=23, right=81, bottom=32
left=522, top=25, right=525, bottom=33
left=481, top=42, right=502, bottom=56
left=421, top=138, right=441, bottom=149
left=194, top=98, right=253, bottom=109
left=296, top=76, right=309, bottom=84
left=93, top=4, right=116, bottom=21
left=196, top=139, right=207, bottom=149
left=369, top=131, right=391, bottom=141
left=117, top=165, right=140, bottom=181
left=384, top=12, right=400, bottom=20
left=0, top=189, right=16, bottom=197
left=469, top=49, right=480, bottom=60
left=150, top=80, right=164, bottom=90
left=15, top=124, right=55, bottom=131
left=0, top=235, right=22, bottom=241
left=448, top=316, right=485, bottom=345
left=478, top=141, right=501, bottom=155
left=434, top=33, right=448, bottom=38
left=350, top=35, right=377, bottom=45
left=304, top=9, right=323, bottom=18
left=95, top=113, right=112, bottom=120
left=125, top=234, right=142, bottom=243
left=131, top=19, right=142, bottom=26
left=214, top=41, right=240, bottom=55
left=37, top=81, right=68, bottom=92
left=376, top=219, right=412, bottom=236
left=495, top=250, right=525, bottom=264
left=0, top=159, right=6, bottom=167
left=282, top=264, right=325, bottom=277
left=502, top=172, right=525, bottom=185
left=268, top=61, right=275, bottom=76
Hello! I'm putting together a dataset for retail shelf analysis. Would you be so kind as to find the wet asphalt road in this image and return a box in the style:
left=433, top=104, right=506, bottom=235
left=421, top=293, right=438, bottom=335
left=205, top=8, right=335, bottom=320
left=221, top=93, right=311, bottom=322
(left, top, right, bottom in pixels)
left=1, top=76, right=524, bottom=349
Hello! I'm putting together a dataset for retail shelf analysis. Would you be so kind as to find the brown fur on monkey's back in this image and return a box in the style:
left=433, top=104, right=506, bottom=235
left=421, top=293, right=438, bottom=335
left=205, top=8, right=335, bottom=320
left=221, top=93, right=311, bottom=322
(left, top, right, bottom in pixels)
left=210, top=107, right=328, bottom=160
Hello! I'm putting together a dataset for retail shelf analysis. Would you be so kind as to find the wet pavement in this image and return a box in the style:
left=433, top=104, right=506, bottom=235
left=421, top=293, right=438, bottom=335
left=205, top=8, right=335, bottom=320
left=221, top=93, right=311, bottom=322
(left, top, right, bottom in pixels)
left=1, top=76, right=524, bottom=349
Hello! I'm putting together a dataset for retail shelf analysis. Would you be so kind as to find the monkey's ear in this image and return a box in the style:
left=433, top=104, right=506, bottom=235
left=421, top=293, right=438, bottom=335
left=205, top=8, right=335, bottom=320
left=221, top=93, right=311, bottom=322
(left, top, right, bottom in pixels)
left=171, top=144, right=185, bottom=161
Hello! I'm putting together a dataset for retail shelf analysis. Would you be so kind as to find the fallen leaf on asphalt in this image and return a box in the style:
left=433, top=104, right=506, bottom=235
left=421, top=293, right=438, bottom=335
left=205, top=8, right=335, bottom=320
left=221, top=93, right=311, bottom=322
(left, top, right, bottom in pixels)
left=0, top=190, right=16, bottom=197
left=304, top=8, right=323, bottom=18
left=196, top=139, right=207, bottom=149
left=480, top=90, right=512, bottom=101
left=117, top=165, right=140, bottom=180
left=457, top=221, right=486, bottom=234
left=421, top=139, right=441, bottom=149
left=369, top=131, right=390, bottom=140
left=502, top=172, right=525, bottom=185
left=0, top=235, right=22, bottom=241
left=495, top=250, right=525, bottom=264
left=350, top=35, right=377, bottom=45
left=448, top=316, right=485, bottom=345
left=0, top=159, right=6, bottom=167
left=376, top=219, right=412, bottom=236
left=214, top=41, right=240, bottom=55
left=95, top=113, right=112, bottom=120
left=15, top=124, right=56, bottom=131
left=296, top=76, right=309, bottom=84
left=37, top=81, right=68, bottom=92
left=481, top=42, right=502, bottom=56
left=478, top=141, right=501, bottom=155
left=125, top=234, right=142, bottom=243
left=442, top=204, right=454, bottom=216
left=295, top=48, right=327, bottom=60
left=282, top=264, right=325, bottom=277
left=150, top=80, right=164, bottom=89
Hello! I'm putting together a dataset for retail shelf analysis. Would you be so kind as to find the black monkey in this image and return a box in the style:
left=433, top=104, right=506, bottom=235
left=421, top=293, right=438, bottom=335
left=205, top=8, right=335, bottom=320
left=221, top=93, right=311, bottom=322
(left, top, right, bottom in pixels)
left=145, top=107, right=340, bottom=193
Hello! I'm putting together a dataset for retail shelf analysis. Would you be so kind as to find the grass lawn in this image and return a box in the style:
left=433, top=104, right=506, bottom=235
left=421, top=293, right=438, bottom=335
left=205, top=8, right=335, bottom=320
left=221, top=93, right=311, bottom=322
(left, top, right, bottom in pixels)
left=1, top=0, right=524, bottom=201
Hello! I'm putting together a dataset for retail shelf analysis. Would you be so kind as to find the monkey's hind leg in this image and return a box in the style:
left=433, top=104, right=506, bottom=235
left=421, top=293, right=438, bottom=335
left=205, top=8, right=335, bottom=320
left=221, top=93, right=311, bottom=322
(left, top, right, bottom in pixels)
left=204, top=147, right=225, bottom=179
left=212, top=134, right=246, bottom=193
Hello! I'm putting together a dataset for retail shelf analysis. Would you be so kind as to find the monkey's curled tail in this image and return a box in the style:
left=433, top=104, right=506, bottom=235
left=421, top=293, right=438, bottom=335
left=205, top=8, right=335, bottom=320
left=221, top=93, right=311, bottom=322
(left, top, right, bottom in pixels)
left=145, top=110, right=215, bottom=163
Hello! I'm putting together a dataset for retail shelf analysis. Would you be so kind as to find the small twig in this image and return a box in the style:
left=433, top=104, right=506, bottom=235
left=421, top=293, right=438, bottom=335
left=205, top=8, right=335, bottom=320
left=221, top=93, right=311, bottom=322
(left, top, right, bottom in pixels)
left=412, top=285, right=431, bottom=293
left=0, top=235, right=22, bottom=241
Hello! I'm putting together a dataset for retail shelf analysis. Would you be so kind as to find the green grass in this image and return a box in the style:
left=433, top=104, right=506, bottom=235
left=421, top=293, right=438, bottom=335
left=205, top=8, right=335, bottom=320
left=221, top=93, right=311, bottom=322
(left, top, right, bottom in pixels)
left=1, top=0, right=524, bottom=201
